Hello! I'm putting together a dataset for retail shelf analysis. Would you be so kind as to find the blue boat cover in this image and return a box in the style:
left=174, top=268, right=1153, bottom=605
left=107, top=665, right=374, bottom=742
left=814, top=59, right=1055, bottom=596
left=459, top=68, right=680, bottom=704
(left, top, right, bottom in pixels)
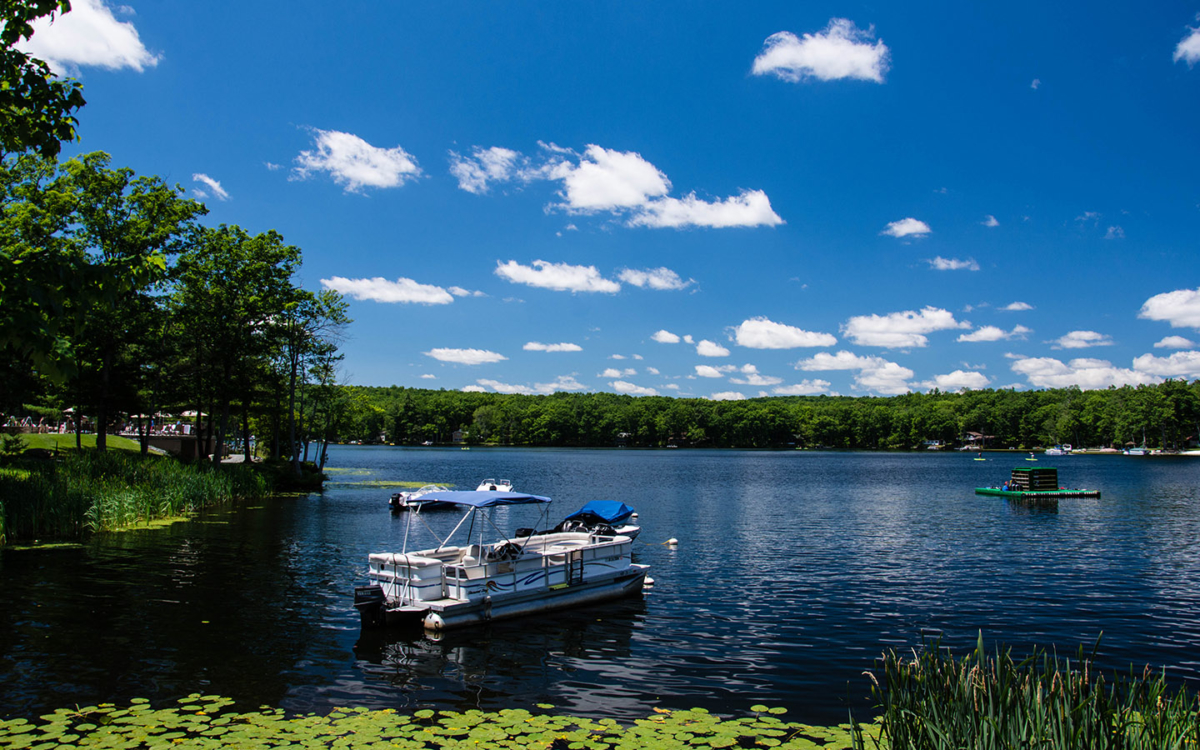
left=563, top=500, right=635, bottom=525
left=418, top=490, right=552, bottom=508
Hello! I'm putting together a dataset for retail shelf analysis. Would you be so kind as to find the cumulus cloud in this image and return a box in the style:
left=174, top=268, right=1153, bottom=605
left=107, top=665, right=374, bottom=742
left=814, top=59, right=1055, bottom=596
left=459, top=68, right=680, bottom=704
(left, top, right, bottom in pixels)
left=476, top=375, right=586, bottom=395
left=1140, top=287, right=1200, bottom=329
left=697, top=339, right=731, bottom=357
left=795, top=350, right=913, bottom=395
left=461, top=385, right=487, bottom=393
left=729, top=364, right=783, bottom=386
left=450, top=142, right=782, bottom=229
left=652, top=329, right=682, bottom=344
left=192, top=174, right=229, bottom=201
left=627, top=190, right=784, bottom=229
left=917, top=370, right=990, bottom=392
left=1155, top=335, right=1196, bottom=349
left=751, top=19, right=890, bottom=83
left=733, top=317, right=837, bottom=349
left=420, top=374, right=436, bottom=379
left=618, top=267, right=693, bottom=290
left=1031, top=78, right=1041, bottom=90
left=881, top=218, right=931, bottom=238
left=843, top=307, right=968, bottom=348
left=982, top=215, right=1000, bottom=227
left=773, top=380, right=831, bottom=395
left=1050, top=330, right=1113, bottom=349
left=16, top=0, right=159, bottom=74
left=1105, top=225, right=1125, bottom=240
left=709, top=391, right=746, bottom=401
left=1011, top=356, right=1158, bottom=389
left=448, top=286, right=486, bottom=297
left=1002, top=301, right=1034, bottom=311
left=425, top=348, right=507, bottom=365
left=1132, top=351, right=1200, bottom=378
left=927, top=257, right=979, bottom=271
left=523, top=342, right=583, bottom=352
left=611, top=380, right=658, bottom=397
left=293, top=129, right=422, bottom=192
left=448, top=146, right=526, bottom=194
left=695, top=365, right=734, bottom=378
left=957, top=325, right=1032, bottom=343
left=1175, top=23, right=1200, bottom=66
left=495, top=259, right=620, bottom=293
left=321, top=276, right=454, bottom=305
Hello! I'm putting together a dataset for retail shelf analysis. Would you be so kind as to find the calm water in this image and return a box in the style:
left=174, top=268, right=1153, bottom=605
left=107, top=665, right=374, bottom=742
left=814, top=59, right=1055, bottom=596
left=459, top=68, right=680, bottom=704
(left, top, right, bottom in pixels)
left=3, top=447, right=1200, bottom=724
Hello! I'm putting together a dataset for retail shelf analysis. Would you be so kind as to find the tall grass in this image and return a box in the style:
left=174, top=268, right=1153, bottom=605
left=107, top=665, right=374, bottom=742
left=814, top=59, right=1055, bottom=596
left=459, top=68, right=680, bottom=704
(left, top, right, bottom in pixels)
left=0, top=452, right=272, bottom=544
left=856, top=633, right=1200, bottom=749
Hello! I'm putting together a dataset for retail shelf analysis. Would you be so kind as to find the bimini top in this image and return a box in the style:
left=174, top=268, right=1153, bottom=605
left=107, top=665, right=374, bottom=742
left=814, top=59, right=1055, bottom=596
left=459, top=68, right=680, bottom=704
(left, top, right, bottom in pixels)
left=418, top=490, right=551, bottom=508
left=563, top=500, right=635, bottom=525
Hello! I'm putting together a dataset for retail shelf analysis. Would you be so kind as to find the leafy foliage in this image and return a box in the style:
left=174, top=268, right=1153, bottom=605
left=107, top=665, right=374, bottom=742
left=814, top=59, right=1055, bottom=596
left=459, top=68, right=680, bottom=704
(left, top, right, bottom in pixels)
left=0, top=697, right=868, bottom=750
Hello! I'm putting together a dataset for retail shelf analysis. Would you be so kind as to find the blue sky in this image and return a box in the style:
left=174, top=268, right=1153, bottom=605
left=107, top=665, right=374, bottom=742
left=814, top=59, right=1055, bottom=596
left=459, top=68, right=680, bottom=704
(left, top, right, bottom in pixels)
left=21, top=1, right=1200, bottom=398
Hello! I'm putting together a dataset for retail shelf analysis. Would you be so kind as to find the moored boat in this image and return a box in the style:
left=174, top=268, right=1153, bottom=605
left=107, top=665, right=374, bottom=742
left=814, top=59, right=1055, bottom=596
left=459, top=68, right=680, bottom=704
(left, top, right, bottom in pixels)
left=975, top=466, right=1099, bottom=500
left=389, top=484, right=451, bottom=512
left=475, top=478, right=513, bottom=492
left=357, top=491, right=650, bottom=632
left=519, top=500, right=641, bottom=541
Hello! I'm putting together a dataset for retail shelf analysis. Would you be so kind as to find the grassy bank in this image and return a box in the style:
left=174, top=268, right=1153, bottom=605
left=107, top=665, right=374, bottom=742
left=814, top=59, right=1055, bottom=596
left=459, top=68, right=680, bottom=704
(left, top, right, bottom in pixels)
left=0, top=451, right=272, bottom=546
left=0, top=698, right=866, bottom=749
left=858, top=634, right=1200, bottom=749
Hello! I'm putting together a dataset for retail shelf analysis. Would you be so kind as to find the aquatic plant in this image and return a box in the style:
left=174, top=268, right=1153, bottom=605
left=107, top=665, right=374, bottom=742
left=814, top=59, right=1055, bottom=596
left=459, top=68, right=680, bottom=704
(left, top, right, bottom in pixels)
left=857, top=633, right=1200, bottom=749
left=0, top=697, right=867, bottom=749
left=0, top=452, right=271, bottom=544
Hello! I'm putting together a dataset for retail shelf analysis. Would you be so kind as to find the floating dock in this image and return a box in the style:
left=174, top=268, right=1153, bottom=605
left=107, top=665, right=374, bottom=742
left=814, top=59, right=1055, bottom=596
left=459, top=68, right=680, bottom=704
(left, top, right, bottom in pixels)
left=975, top=467, right=1100, bottom=500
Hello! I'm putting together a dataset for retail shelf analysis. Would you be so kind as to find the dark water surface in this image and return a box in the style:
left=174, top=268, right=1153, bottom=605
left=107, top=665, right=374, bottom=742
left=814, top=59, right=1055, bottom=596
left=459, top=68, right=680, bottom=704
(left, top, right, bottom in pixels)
left=4, top=447, right=1200, bottom=724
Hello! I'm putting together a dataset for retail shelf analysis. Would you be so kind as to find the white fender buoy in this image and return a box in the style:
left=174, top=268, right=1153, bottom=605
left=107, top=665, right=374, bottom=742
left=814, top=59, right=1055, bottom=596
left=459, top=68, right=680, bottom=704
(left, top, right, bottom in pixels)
left=644, top=576, right=655, bottom=588
left=665, top=538, right=678, bottom=547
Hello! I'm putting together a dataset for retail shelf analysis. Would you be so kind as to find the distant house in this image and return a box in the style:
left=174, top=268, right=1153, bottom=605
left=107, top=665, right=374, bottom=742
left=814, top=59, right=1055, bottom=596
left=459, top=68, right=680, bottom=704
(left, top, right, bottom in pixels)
left=615, top=431, right=631, bottom=447
left=452, top=429, right=465, bottom=444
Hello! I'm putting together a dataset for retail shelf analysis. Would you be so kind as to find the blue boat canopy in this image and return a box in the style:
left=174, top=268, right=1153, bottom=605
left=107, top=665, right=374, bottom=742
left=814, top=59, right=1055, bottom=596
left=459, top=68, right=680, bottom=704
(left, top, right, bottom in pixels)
left=419, top=490, right=552, bottom=508
left=563, top=500, right=635, bottom=525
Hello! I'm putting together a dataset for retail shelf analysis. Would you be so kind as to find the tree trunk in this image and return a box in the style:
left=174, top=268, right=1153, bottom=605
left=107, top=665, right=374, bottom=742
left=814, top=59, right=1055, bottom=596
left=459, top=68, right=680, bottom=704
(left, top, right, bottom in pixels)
left=242, top=399, right=252, bottom=463
left=96, top=350, right=110, bottom=452
left=288, top=338, right=300, bottom=477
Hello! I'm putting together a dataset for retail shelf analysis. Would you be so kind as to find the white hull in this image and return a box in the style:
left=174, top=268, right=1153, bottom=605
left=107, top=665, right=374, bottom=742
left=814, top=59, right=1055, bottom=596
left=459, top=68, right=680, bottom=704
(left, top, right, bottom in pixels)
left=362, top=531, right=647, bottom=631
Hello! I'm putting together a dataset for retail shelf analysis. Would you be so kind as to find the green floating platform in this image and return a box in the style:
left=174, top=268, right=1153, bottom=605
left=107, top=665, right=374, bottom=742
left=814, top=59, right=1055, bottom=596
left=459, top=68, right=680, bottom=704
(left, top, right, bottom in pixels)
left=975, top=487, right=1101, bottom=499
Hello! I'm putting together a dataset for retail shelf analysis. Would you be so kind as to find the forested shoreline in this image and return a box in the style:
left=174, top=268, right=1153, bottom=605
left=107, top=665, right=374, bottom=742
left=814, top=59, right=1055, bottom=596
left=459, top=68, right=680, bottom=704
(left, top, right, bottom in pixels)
left=331, top=380, right=1200, bottom=451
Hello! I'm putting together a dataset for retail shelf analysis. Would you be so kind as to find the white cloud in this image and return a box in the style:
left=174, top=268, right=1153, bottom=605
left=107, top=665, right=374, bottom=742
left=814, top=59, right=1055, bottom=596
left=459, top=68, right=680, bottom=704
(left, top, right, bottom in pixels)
left=610, top=354, right=626, bottom=360
left=611, top=380, right=658, bottom=397
left=1132, top=351, right=1200, bottom=378
left=795, top=350, right=913, bottom=395
left=843, top=306, right=968, bottom=348
left=881, top=218, right=931, bottom=238
left=982, top=215, right=1000, bottom=227
left=548, top=145, right=670, bottom=211
left=957, top=325, right=1032, bottom=343
left=695, top=365, right=734, bottom=378
left=425, top=348, right=507, bottom=365
left=192, top=174, right=229, bottom=201
left=448, top=286, right=486, bottom=297
left=600, top=368, right=636, bottom=378
left=16, top=0, right=159, bottom=74
left=420, top=374, right=436, bottom=380
left=696, top=340, right=731, bottom=357
left=1050, top=330, right=1113, bottom=349
left=321, top=276, right=453, bottom=305
left=476, top=375, right=587, bottom=395
left=1011, top=356, right=1159, bottom=389
left=461, top=385, right=487, bottom=393
left=751, top=19, right=890, bottom=83
left=1002, top=301, right=1034, bottom=311
left=733, top=317, right=837, bottom=349
left=1175, top=24, right=1200, bottom=66
left=1155, top=336, right=1196, bottom=349
left=293, top=129, right=422, bottom=192
left=652, top=329, right=681, bottom=344
left=1140, top=287, right=1200, bottom=329
left=729, top=364, right=783, bottom=386
left=494, top=259, right=620, bottom=293
left=1104, top=225, right=1125, bottom=240
left=628, top=190, right=784, bottom=229
left=773, top=380, right=831, bottom=395
left=646, top=367, right=660, bottom=375
left=683, top=335, right=695, bottom=344
left=928, top=257, right=979, bottom=271
left=917, top=370, right=990, bottom=392
left=618, top=267, right=692, bottom=290
left=448, top=146, right=526, bottom=194
left=523, top=342, right=583, bottom=352
left=1031, top=78, right=1041, bottom=90
left=709, top=391, right=747, bottom=401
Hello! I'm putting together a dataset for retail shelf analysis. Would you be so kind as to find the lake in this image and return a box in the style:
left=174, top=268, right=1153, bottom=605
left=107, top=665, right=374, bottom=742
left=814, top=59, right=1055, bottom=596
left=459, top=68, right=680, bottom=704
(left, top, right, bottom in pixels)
left=3, top=446, right=1200, bottom=725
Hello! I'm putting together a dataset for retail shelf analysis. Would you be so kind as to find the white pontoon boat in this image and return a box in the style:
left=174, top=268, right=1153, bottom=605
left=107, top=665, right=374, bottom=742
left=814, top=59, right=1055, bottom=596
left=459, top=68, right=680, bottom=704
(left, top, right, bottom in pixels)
left=357, top=491, right=649, bottom=632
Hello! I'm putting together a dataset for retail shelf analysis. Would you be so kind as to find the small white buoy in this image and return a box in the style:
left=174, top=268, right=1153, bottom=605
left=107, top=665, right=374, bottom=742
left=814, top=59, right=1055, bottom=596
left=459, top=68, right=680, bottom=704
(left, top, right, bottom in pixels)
left=631, top=512, right=638, bottom=518
left=665, top=538, right=678, bottom=547
left=644, top=576, right=655, bottom=588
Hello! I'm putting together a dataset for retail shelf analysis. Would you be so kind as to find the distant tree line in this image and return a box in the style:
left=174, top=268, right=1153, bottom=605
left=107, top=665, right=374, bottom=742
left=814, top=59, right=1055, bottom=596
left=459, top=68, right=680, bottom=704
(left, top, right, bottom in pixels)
left=331, top=380, right=1200, bottom=451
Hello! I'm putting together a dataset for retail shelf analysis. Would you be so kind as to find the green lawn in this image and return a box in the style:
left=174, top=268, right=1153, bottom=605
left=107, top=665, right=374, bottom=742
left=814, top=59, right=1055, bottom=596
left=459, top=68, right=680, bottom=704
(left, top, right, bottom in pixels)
left=18, top=433, right=147, bottom=453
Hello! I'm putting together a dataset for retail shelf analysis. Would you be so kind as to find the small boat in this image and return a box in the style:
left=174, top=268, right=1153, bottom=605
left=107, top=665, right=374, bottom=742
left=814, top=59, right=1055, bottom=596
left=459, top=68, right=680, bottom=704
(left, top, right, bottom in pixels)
left=1124, top=446, right=1150, bottom=456
left=356, top=491, right=650, bottom=632
left=389, top=484, right=451, bottom=512
left=476, top=478, right=513, bottom=492
left=1044, top=444, right=1071, bottom=457
left=975, top=467, right=1099, bottom=500
left=520, top=500, right=641, bottom=541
